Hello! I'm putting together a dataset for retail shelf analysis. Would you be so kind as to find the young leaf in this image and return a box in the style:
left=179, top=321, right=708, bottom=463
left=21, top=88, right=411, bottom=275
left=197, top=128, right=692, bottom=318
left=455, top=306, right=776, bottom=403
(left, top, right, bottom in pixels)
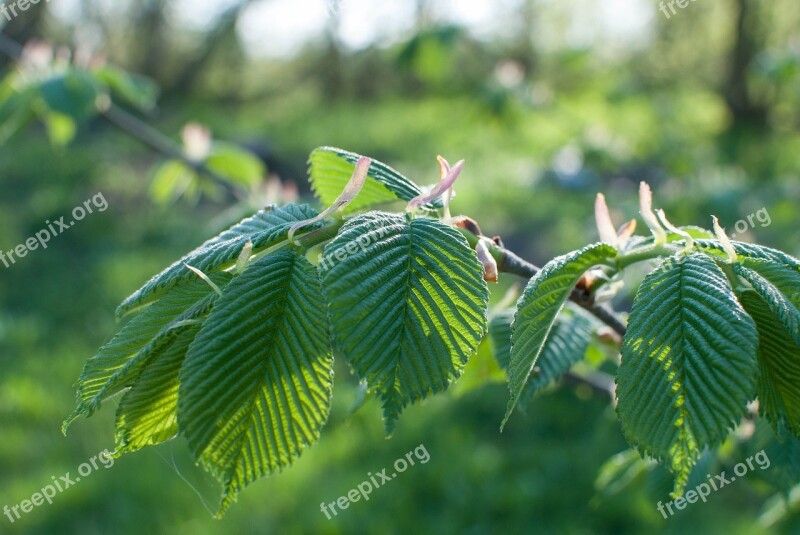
left=309, top=147, right=441, bottom=212
left=492, top=308, right=593, bottom=405
left=503, top=243, right=616, bottom=427
left=733, top=262, right=800, bottom=344
left=64, top=273, right=231, bottom=430
left=488, top=308, right=515, bottom=369
left=321, top=212, right=488, bottom=434
left=114, top=325, right=202, bottom=454
left=117, top=204, right=320, bottom=318
left=39, top=69, right=101, bottom=121
left=205, top=143, right=266, bottom=187
left=738, top=291, right=800, bottom=437
left=92, top=65, right=159, bottom=111
left=178, top=249, right=333, bottom=516
left=738, top=257, right=800, bottom=309
left=616, top=254, right=758, bottom=496
left=695, top=240, right=800, bottom=272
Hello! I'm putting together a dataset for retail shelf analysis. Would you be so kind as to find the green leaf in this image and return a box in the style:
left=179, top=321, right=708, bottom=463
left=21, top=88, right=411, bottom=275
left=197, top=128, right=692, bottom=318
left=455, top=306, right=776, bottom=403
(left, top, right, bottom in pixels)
left=491, top=307, right=593, bottom=395
left=41, top=111, right=77, bottom=146
left=738, top=257, right=800, bottom=309
left=179, top=249, right=332, bottom=516
left=321, top=212, right=488, bottom=434
left=38, top=69, right=101, bottom=121
left=616, top=254, right=758, bottom=496
left=488, top=308, right=515, bottom=370
left=734, top=262, right=800, bottom=345
left=696, top=240, right=800, bottom=272
left=738, top=291, right=800, bottom=437
left=150, top=160, right=198, bottom=204
left=65, top=274, right=230, bottom=430
left=524, top=311, right=594, bottom=394
left=595, top=449, right=653, bottom=497
left=116, top=204, right=319, bottom=318
left=205, top=143, right=265, bottom=188
left=504, top=243, right=616, bottom=427
left=92, top=65, right=158, bottom=111
left=114, top=324, right=201, bottom=454
left=308, top=147, right=440, bottom=212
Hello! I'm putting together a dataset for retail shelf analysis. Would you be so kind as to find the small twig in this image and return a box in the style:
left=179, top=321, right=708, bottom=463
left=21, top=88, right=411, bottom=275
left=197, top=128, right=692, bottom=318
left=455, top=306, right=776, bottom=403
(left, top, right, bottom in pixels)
left=100, top=104, right=240, bottom=197
left=499, top=248, right=627, bottom=336
left=457, top=225, right=628, bottom=338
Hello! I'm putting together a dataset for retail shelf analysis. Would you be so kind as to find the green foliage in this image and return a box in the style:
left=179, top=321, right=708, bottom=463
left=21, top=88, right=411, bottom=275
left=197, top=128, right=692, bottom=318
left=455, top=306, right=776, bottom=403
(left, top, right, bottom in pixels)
left=116, top=204, right=319, bottom=318
left=179, top=249, right=333, bottom=516
left=67, top=147, right=800, bottom=516
left=0, top=59, right=155, bottom=145
left=64, top=274, right=232, bottom=428
left=503, top=243, right=616, bottom=426
left=0, top=55, right=266, bottom=201
left=309, top=146, right=442, bottom=212
left=68, top=149, right=489, bottom=513
left=616, top=253, right=758, bottom=496
left=92, top=65, right=159, bottom=111
left=739, top=291, right=800, bottom=438
left=151, top=143, right=266, bottom=204
left=322, top=212, right=489, bottom=434
left=490, top=307, right=594, bottom=401
left=39, top=70, right=101, bottom=122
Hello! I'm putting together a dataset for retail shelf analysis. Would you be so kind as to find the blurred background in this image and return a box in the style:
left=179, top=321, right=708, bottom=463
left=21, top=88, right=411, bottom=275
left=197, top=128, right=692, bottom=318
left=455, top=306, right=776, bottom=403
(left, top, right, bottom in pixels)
left=1, top=0, right=799, bottom=533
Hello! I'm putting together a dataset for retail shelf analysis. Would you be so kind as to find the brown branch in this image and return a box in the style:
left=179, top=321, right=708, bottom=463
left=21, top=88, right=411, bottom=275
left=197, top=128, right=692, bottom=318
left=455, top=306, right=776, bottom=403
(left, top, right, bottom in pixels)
left=99, top=103, right=240, bottom=197
left=456, top=221, right=628, bottom=338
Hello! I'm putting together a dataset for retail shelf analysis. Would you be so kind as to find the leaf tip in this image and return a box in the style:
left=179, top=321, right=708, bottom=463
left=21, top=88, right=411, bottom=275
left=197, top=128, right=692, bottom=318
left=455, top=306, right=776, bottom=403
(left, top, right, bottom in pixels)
left=639, top=181, right=666, bottom=244
left=594, top=193, right=618, bottom=248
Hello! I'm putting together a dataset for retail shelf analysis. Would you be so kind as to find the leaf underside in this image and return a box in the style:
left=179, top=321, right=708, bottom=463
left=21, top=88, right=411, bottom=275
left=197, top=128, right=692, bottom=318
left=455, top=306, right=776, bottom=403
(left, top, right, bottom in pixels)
left=739, top=291, right=800, bottom=438
left=490, top=307, right=594, bottom=402
left=504, top=243, right=616, bottom=427
left=64, top=273, right=232, bottom=430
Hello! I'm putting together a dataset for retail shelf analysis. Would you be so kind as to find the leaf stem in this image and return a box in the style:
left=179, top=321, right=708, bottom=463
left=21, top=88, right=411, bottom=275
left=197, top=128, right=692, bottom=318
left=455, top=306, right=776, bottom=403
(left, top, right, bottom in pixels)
left=247, top=218, right=346, bottom=265
left=613, top=244, right=677, bottom=271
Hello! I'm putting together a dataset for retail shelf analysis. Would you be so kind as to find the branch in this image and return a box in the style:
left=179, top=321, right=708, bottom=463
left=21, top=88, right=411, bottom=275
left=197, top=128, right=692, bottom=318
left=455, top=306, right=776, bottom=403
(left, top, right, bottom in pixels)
left=455, top=219, right=628, bottom=338
left=0, top=32, right=242, bottom=199
left=99, top=103, right=240, bottom=197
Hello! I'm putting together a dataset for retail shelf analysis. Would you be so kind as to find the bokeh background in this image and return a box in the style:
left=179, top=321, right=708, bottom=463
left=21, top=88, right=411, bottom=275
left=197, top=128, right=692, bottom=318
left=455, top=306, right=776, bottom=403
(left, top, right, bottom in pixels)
left=1, top=1, right=799, bottom=533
